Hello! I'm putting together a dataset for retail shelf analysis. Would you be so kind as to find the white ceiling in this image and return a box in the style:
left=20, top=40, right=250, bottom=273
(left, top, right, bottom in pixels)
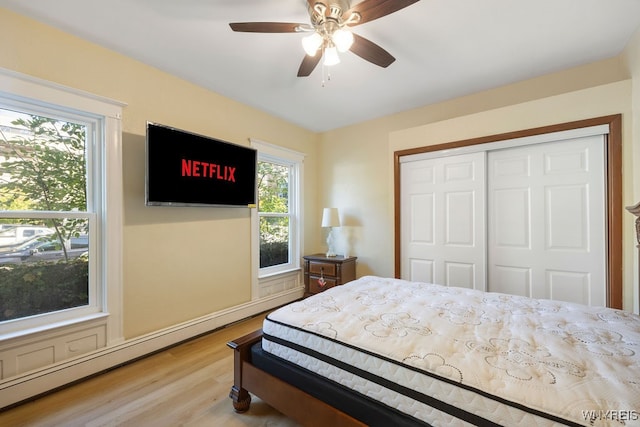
left=2, top=0, right=640, bottom=132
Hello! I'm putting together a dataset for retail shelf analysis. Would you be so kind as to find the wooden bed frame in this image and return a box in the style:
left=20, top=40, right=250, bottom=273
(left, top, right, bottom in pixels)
left=227, top=329, right=366, bottom=426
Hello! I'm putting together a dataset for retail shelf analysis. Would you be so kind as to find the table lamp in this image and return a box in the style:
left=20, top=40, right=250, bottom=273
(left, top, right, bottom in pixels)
left=321, top=207, right=340, bottom=257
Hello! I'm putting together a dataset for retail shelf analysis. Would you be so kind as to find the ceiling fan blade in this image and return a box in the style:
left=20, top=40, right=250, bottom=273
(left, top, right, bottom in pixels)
left=349, top=33, right=395, bottom=68
left=345, top=0, right=420, bottom=26
left=297, top=54, right=322, bottom=77
left=229, top=22, right=306, bottom=33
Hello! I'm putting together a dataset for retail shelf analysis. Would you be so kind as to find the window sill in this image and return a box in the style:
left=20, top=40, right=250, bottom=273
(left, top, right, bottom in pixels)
left=0, top=312, right=109, bottom=343
left=258, top=267, right=301, bottom=280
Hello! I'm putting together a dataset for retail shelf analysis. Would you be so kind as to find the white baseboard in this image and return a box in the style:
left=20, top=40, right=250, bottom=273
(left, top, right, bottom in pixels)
left=0, top=288, right=303, bottom=409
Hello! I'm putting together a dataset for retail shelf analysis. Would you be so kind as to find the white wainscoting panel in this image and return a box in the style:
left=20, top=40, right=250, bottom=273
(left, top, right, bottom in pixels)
left=1, top=320, right=107, bottom=380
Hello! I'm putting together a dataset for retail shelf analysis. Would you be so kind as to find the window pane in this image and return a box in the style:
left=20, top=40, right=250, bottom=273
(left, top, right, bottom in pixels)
left=0, top=218, right=89, bottom=322
left=259, top=216, right=289, bottom=268
left=257, top=161, right=288, bottom=213
left=0, top=108, right=87, bottom=211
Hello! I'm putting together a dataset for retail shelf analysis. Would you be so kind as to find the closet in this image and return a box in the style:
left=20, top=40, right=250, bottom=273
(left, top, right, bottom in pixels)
left=399, top=125, right=607, bottom=306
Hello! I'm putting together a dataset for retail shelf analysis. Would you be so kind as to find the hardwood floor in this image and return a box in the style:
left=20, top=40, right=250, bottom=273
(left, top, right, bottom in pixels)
left=0, top=312, right=300, bottom=426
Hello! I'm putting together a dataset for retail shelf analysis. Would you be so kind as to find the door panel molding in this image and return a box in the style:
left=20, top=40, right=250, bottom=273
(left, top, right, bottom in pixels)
left=487, top=136, right=605, bottom=305
left=400, top=152, right=486, bottom=290
left=394, top=114, right=623, bottom=309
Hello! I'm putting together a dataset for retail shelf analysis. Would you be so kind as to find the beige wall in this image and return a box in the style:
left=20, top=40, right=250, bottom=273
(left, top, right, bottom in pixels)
left=320, top=30, right=640, bottom=312
left=1, top=6, right=639, bottom=343
left=388, top=81, right=634, bottom=309
left=0, top=9, right=320, bottom=338
left=319, top=58, right=629, bottom=270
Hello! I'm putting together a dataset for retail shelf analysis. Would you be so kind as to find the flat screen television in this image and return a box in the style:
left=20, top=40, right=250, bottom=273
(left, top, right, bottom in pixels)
left=145, top=122, right=257, bottom=207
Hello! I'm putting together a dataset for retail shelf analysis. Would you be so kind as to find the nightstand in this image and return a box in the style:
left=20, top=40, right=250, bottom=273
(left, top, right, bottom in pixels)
left=303, top=254, right=357, bottom=297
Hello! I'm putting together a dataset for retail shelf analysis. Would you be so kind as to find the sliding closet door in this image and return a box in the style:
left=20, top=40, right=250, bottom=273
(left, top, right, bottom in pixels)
left=487, top=135, right=606, bottom=305
left=400, top=152, right=486, bottom=290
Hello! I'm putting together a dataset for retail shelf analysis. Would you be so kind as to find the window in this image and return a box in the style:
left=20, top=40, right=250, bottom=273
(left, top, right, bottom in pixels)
left=258, top=161, right=291, bottom=269
left=251, top=140, right=304, bottom=279
left=0, top=108, right=93, bottom=324
left=0, top=70, right=122, bottom=341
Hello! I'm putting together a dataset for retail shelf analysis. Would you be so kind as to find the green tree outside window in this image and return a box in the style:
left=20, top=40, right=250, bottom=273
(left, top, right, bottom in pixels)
left=0, top=110, right=89, bottom=321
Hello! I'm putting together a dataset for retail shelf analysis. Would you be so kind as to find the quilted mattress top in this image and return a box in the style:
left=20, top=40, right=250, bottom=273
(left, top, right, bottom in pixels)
left=265, top=276, right=640, bottom=425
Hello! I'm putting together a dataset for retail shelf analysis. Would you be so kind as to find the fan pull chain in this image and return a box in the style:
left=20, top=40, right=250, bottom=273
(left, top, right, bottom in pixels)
left=321, top=65, right=331, bottom=87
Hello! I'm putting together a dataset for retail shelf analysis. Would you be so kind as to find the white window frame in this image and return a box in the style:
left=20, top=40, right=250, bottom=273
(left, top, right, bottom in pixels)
left=0, top=68, right=124, bottom=345
left=250, top=139, right=304, bottom=297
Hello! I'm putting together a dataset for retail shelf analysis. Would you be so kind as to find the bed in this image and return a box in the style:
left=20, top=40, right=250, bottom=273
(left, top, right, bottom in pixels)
left=227, top=276, right=640, bottom=426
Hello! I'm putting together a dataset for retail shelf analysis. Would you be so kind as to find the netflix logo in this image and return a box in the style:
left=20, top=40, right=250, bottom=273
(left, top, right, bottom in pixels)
left=146, top=123, right=256, bottom=206
left=181, top=159, right=236, bottom=183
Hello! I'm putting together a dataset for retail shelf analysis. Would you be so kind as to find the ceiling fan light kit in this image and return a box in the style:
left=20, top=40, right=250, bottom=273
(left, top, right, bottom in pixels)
left=229, top=0, right=420, bottom=77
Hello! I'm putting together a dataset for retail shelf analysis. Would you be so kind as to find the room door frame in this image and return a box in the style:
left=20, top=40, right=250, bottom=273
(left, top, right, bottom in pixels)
left=393, top=114, right=623, bottom=309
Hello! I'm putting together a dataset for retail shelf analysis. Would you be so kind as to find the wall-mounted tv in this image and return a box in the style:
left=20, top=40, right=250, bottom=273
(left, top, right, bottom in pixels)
left=145, top=122, right=257, bottom=207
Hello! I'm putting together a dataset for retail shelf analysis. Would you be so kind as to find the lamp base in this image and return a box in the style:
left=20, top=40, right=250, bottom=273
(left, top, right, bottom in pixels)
left=325, top=227, right=337, bottom=258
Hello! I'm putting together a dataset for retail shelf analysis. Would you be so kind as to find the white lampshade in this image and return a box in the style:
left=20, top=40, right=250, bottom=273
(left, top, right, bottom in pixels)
left=332, top=28, right=354, bottom=52
left=302, top=32, right=323, bottom=56
left=321, top=208, right=340, bottom=228
left=323, top=46, right=340, bottom=66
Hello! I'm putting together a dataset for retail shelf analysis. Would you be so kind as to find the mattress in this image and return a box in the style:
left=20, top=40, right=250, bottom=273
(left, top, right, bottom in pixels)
left=262, top=276, right=640, bottom=427
left=250, top=341, right=428, bottom=426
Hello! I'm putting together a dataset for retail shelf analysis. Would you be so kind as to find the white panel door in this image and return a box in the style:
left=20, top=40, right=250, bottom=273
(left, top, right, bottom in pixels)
left=487, top=135, right=606, bottom=305
left=401, top=152, right=486, bottom=290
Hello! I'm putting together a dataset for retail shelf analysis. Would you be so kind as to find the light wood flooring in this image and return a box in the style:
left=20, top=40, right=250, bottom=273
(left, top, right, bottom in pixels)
left=0, top=312, right=300, bottom=426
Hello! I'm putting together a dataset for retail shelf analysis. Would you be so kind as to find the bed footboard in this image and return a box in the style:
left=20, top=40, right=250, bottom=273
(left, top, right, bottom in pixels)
left=227, top=329, right=366, bottom=426
left=227, top=328, right=262, bottom=413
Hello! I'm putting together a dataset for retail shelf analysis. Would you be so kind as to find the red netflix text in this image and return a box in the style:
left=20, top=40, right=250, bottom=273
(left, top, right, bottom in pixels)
left=181, top=159, right=236, bottom=182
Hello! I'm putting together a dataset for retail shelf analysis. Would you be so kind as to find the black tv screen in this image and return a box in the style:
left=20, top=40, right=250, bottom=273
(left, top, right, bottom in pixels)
left=145, top=123, right=257, bottom=207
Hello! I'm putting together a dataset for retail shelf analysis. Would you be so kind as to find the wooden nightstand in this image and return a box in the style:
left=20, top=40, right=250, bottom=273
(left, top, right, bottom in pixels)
left=303, top=254, right=357, bottom=297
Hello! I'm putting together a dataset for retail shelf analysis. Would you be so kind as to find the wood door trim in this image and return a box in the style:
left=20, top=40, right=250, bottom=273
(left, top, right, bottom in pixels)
left=394, top=114, right=623, bottom=309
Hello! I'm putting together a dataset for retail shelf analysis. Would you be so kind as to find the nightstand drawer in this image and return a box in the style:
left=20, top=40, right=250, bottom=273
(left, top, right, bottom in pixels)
left=308, top=275, right=338, bottom=293
left=302, top=254, right=357, bottom=298
left=308, top=262, right=337, bottom=277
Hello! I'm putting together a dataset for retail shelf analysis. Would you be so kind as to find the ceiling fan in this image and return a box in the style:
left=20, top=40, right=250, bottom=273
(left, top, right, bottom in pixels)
left=229, top=0, right=420, bottom=77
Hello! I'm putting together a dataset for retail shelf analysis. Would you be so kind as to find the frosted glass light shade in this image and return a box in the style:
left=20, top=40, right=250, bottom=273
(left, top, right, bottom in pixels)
left=323, top=46, right=340, bottom=66
left=302, top=32, right=323, bottom=56
left=332, top=29, right=354, bottom=52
